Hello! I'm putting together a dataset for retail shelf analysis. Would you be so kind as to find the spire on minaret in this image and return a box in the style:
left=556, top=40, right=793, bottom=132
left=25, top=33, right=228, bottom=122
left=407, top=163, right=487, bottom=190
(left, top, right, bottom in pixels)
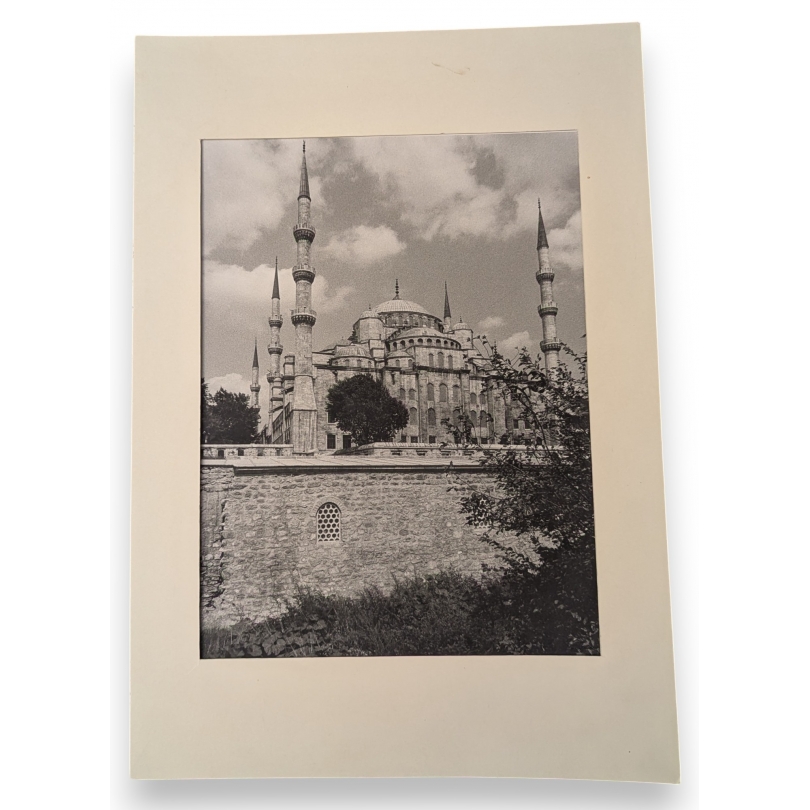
left=250, top=337, right=261, bottom=407
left=394, top=279, right=400, bottom=300
left=537, top=198, right=549, bottom=249
left=535, top=197, right=560, bottom=370
left=298, top=141, right=310, bottom=200
left=444, top=282, right=452, bottom=321
left=272, top=256, right=280, bottom=299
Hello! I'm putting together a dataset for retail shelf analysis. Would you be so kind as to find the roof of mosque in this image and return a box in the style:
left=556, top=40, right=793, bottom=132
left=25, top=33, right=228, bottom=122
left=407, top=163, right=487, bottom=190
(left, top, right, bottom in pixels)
left=392, top=326, right=458, bottom=343
left=373, top=298, right=433, bottom=316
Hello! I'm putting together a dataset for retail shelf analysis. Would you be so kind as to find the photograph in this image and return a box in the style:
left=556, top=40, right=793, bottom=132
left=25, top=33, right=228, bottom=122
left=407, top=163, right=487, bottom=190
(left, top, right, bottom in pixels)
left=199, top=132, right=598, bottom=658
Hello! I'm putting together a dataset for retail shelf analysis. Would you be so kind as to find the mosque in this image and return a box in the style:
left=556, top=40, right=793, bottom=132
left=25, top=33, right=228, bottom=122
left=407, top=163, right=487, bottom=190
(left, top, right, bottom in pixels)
left=200, top=141, right=569, bottom=626
left=248, top=143, right=562, bottom=455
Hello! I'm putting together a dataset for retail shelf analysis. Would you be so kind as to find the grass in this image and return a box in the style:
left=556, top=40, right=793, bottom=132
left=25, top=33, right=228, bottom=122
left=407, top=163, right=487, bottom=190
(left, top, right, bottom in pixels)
left=201, top=567, right=600, bottom=658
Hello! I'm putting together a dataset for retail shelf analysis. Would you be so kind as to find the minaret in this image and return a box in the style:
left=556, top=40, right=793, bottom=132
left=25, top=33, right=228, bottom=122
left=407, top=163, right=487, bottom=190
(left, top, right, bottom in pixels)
left=250, top=338, right=261, bottom=408
left=266, top=257, right=284, bottom=433
left=290, top=142, right=318, bottom=454
left=536, top=199, right=561, bottom=370
left=443, top=282, right=452, bottom=330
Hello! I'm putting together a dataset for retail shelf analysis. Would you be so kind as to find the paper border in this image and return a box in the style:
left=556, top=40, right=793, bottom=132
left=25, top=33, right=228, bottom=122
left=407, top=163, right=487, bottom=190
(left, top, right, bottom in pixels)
left=132, top=24, right=679, bottom=781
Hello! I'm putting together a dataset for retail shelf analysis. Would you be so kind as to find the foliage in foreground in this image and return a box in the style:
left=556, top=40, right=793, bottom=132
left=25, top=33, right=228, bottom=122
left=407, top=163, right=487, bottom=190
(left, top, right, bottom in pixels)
left=448, top=342, right=600, bottom=650
left=201, top=568, right=599, bottom=659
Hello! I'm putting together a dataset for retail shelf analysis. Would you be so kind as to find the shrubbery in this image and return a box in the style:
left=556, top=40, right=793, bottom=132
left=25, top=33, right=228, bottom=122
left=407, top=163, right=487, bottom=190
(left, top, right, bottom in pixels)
left=201, top=567, right=599, bottom=658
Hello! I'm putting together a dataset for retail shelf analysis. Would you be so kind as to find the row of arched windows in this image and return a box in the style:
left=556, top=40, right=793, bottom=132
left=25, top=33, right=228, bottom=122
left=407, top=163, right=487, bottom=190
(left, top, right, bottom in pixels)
left=468, top=410, right=489, bottom=429
left=423, top=383, right=461, bottom=403
left=388, top=337, right=458, bottom=351
left=397, top=405, right=487, bottom=430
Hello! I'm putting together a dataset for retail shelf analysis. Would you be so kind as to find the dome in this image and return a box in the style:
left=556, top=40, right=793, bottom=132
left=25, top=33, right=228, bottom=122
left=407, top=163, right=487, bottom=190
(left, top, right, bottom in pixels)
left=394, top=326, right=448, bottom=340
left=333, top=343, right=371, bottom=358
left=373, top=298, right=431, bottom=316
left=358, top=309, right=381, bottom=320
left=452, top=321, right=471, bottom=331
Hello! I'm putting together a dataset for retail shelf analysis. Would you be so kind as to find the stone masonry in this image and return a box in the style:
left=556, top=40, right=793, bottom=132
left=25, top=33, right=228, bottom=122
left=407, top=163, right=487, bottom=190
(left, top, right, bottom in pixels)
left=200, top=459, right=518, bottom=628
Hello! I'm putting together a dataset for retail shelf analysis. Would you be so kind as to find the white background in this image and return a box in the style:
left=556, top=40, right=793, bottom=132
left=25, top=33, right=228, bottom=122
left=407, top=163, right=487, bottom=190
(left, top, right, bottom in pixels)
left=2, top=1, right=806, bottom=807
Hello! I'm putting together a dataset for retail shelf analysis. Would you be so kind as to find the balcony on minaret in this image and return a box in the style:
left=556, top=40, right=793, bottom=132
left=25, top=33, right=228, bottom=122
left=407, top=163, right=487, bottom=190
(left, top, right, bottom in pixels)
left=292, top=265, right=316, bottom=284
left=538, top=304, right=559, bottom=317
left=293, top=223, right=316, bottom=242
left=290, top=306, right=317, bottom=326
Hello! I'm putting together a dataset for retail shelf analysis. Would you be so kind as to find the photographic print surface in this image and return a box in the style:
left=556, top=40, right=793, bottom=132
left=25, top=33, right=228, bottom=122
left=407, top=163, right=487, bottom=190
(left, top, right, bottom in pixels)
left=200, top=132, right=598, bottom=658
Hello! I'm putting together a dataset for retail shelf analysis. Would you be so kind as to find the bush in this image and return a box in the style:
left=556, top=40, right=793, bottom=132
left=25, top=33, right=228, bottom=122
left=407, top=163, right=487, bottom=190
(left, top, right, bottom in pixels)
left=200, top=568, right=599, bottom=658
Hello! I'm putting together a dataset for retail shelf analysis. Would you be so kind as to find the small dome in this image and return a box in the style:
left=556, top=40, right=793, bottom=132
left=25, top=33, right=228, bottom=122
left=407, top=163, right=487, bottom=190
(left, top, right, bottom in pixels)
left=374, top=299, right=431, bottom=316
left=452, top=321, right=471, bottom=331
left=333, top=343, right=371, bottom=358
left=358, top=309, right=381, bottom=320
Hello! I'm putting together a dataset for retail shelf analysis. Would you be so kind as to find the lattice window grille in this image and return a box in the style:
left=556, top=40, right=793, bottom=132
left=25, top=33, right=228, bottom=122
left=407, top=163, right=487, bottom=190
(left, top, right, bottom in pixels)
left=316, top=502, right=341, bottom=542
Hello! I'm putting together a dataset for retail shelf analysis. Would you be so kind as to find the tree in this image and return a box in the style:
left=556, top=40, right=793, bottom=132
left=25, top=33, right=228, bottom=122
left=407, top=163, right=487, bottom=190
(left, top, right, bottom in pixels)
left=201, top=381, right=261, bottom=444
left=452, top=341, right=599, bottom=654
left=325, top=374, right=409, bottom=447
left=441, top=409, right=477, bottom=445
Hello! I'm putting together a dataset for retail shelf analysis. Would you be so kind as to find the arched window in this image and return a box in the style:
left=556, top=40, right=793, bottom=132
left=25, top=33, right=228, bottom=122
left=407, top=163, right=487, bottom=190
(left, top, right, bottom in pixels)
left=452, top=385, right=460, bottom=403
left=428, top=353, right=434, bottom=366
left=439, top=383, right=448, bottom=402
left=408, top=388, right=416, bottom=401
left=409, top=407, right=417, bottom=425
left=470, top=410, right=477, bottom=427
left=448, top=355, right=453, bottom=369
left=470, top=392, right=477, bottom=406
left=427, top=408, right=436, bottom=428
left=437, top=352, right=444, bottom=368
left=399, top=387, right=406, bottom=400
left=479, top=411, right=488, bottom=429
left=316, top=502, right=341, bottom=543
left=427, top=383, right=435, bottom=401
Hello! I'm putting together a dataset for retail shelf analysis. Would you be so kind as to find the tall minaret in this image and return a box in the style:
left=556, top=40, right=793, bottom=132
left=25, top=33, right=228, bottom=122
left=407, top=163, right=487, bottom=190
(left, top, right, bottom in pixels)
left=290, top=141, right=318, bottom=454
left=536, top=199, right=561, bottom=370
left=250, top=338, right=261, bottom=408
left=443, top=282, right=452, bottom=330
left=266, top=257, right=284, bottom=432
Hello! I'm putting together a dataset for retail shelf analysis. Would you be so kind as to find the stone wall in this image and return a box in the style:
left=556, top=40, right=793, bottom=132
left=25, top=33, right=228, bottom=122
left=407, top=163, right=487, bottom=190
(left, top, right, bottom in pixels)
left=200, top=463, right=516, bottom=628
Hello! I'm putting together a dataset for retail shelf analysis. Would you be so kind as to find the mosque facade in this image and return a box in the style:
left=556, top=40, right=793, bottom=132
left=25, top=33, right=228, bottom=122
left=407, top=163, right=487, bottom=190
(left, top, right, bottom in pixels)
left=255, top=143, right=562, bottom=455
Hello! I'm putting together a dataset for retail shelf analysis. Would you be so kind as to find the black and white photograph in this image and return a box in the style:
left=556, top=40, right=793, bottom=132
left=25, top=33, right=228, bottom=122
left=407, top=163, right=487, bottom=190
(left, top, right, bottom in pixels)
left=200, top=132, right=598, bottom=657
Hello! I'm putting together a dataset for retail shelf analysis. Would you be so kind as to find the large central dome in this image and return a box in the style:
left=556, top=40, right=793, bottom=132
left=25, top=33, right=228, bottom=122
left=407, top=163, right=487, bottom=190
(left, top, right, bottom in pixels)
left=373, top=298, right=431, bottom=315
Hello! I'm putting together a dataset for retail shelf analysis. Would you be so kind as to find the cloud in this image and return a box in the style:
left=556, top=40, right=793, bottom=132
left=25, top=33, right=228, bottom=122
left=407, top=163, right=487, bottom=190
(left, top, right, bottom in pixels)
left=205, top=373, right=251, bottom=397
left=478, top=315, right=505, bottom=330
left=349, top=133, right=582, bottom=243
left=547, top=211, right=582, bottom=273
left=352, top=135, right=505, bottom=240
left=499, top=331, right=536, bottom=356
left=321, top=225, right=405, bottom=267
left=202, top=260, right=354, bottom=316
left=202, top=139, right=326, bottom=257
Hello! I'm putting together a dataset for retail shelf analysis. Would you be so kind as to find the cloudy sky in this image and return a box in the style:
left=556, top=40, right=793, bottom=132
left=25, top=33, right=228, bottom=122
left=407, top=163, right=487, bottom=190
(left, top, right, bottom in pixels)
left=202, top=132, right=586, bottom=420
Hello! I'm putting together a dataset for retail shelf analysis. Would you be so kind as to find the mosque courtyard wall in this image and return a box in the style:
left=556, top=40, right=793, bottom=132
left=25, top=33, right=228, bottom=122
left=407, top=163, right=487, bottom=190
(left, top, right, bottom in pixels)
left=200, top=453, right=521, bottom=629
